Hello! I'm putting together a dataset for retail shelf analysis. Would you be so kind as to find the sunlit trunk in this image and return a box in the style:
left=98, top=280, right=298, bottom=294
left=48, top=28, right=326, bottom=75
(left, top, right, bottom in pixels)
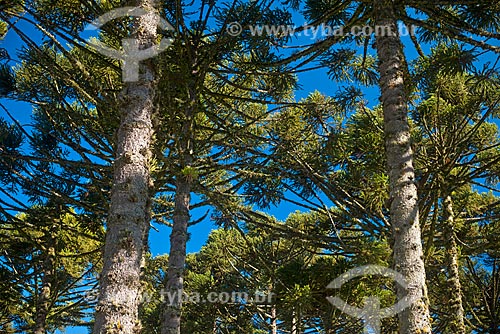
left=271, top=305, right=277, bottom=334
left=443, top=195, right=466, bottom=334
left=291, top=309, right=300, bottom=334
left=93, top=1, right=157, bottom=332
left=373, top=1, right=432, bottom=333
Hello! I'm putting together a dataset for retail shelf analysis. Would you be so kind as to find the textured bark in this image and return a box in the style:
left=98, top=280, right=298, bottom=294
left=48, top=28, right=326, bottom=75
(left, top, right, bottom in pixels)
left=161, top=92, right=195, bottom=334
left=443, top=195, right=466, bottom=334
left=93, top=1, right=157, bottom=333
left=34, top=245, right=55, bottom=334
left=373, top=1, right=432, bottom=333
left=161, top=176, right=191, bottom=334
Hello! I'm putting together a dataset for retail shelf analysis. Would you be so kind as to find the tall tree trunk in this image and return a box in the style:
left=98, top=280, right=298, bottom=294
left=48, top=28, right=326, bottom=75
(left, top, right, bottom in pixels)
left=93, top=1, right=158, bottom=332
left=161, top=88, right=195, bottom=334
left=161, top=175, right=191, bottom=334
left=291, top=309, right=300, bottom=334
left=443, top=195, right=466, bottom=334
left=271, top=305, right=277, bottom=334
left=34, top=245, right=55, bottom=334
left=373, top=1, right=432, bottom=333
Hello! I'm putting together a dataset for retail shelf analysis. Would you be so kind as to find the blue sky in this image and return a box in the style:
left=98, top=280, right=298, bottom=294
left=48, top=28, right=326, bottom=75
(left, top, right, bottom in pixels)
left=0, top=15, right=327, bottom=333
left=0, top=13, right=349, bottom=258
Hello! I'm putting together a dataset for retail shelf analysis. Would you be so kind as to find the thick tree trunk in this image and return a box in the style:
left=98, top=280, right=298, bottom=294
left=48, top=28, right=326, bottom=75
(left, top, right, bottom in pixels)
left=161, top=91, right=195, bottom=334
left=93, top=1, right=158, bottom=333
left=443, top=195, right=466, bottom=334
left=373, top=1, right=432, bottom=333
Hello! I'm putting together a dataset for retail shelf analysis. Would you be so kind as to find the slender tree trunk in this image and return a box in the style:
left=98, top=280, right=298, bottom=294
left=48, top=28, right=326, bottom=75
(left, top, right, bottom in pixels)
left=373, top=1, right=432, bottom=333
left=34, top=245, right=55, bottom=334
left=271, top=305, right=277, bottom=334
left=443, top=195, right=466, bottom=334
left=291, top=309, right=300, bottom=334
left=93, top=1, right=158, bottom=332
left=488, top=259, right=499, bottom=333
left=161, top=175, right=191, bottom=334
left=161, top=88, right=195, bottom=334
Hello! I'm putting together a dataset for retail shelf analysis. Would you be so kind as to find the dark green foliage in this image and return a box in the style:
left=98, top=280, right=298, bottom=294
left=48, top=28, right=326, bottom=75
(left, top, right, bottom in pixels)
left=0, top=118, right=23, bottom=186
left=0, top=64, right=15, bottom=97
left=0, top=205, right=102, bottom=332
left=139, top=217, right=397, bottom=333
left=321, top=48, right=378, bottom=86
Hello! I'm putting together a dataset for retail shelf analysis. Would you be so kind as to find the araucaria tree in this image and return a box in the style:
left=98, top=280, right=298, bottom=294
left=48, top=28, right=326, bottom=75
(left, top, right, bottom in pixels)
left=1, top=0, right=500, bottom=333
left=280, top=1, right=500, bottom=332
left=373, top=2, right=431, bottom=332
left=93, top=0, right=159, bottom=333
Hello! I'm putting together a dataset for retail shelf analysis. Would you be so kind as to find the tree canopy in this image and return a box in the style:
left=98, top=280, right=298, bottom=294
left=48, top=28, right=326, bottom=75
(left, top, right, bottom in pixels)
left=0, top=0, right=499, bottom=333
